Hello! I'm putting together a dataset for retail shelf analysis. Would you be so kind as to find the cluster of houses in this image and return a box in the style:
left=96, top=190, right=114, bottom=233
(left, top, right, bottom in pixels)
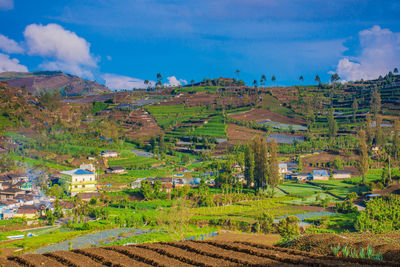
left=278, top=162, right=352, bottom=181
left=0, top=173, right=47, bottom=220
left=130, top=176, right=215, bottom=192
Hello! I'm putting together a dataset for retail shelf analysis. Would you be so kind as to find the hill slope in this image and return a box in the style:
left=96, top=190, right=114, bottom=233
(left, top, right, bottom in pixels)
left=0, top=71, right=110, bottom=96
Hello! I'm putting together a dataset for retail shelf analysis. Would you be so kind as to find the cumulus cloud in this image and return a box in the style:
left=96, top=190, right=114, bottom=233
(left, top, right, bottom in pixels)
left=0, top=0, right=13, bottom=10
left=335, top=25, right=400, bottom=81
left=0, top=53, right=28, bottom=72
left=23, top=23, right=98, bottom=79
left=164, top=76, right=187, bottom=87
left=0, top=34, right=23, bottom=54
left=103, top=73, right=153, bottom=90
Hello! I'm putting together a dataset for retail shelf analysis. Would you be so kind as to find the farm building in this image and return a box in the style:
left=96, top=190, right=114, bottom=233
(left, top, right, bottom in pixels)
left=105, top=166, right=126, bottom=174
left=100, top=150, right=119, bottom=158
left=332, top=170, right=352, bottom=179
left=60, top=169, right=97, bottom=196
left=312, top=170, right=330, bottom=180
left=294, top=173, right=311, bottom=181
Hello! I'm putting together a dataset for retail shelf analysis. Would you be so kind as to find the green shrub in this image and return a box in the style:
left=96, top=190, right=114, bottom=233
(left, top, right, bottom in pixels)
left=278, top=216, right=300, bottom=239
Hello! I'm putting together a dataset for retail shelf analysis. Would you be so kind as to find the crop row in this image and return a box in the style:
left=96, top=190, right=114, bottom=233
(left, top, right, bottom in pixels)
left=4, top=240, right=395, bottom=266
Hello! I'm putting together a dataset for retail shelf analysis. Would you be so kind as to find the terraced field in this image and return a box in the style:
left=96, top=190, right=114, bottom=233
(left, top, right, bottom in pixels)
left=1, top=240, right=394, bottom=266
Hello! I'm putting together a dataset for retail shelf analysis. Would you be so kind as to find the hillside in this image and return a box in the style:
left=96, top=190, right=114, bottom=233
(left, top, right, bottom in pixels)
left=0, top=71, right=110, bottom=96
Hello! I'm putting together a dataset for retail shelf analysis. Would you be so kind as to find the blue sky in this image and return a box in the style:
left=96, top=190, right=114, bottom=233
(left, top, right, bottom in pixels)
left=0, top=0, right=400, bottom=89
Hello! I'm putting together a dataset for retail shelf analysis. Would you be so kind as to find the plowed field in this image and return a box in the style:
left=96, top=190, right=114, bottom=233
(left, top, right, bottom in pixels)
left=3, top=240, right=396, bottom=266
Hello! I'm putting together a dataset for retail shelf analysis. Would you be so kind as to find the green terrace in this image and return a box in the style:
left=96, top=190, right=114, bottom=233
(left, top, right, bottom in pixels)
left=145, top=104, right=218, bottom=129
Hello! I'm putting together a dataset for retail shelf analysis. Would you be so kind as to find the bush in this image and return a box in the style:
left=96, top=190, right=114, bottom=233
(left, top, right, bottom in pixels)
left=257, top=212, right=274, bottom=233
left=278, top=216, right=300, bottom=239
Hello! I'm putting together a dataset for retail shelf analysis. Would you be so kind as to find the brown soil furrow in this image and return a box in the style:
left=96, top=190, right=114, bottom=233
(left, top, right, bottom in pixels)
left=238, top=241, right=397, bottom=267
left=106, top=245, right=193, bottom=267
left=74, top=247, right=151, bottom=267
left=167, top=241, right=284, bottom=266
left=44, top=250, right=105, bottom=267
left=9, top=254, right=67, bottom=267
left=43, top=251, right=104, bottom=267
left=0, top=257, right=23, bottom=267
left=137, top=243, right=234, bottom=267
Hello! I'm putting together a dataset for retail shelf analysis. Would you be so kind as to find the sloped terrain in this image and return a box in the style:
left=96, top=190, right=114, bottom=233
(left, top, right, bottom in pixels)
left=0, top=71, right=110, bottom=96
left=2, top=240, right=396, bottom=266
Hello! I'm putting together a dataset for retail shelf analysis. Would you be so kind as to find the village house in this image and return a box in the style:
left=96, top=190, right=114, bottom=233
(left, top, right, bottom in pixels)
left=100, top=150, right=119, bottom=158
left=332, top=170, right=352, bottom=179
left=14, top=205, right=39, bottom=219
left=312, top=170, right=330, bottom=180
left=105, top=166, right=126, bottom=174
left=278, top=163, right=288, bottom=178
left=0, top=188, right=26, bottom=200
left=60, top=168, right=97, bottom=196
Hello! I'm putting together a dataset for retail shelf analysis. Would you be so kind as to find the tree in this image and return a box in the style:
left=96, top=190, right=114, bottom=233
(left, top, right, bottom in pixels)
left=156, top=73, right=163, bottom=87
left=299, top=75, right=304, bottom=83
left=244, top=145, right=255, bottom=188
left=271, top=75, right=276, bottom=84
left=297, top=156, right=303, bottom=173
left=358, top=130, right=369, bottom=184
left=330, top=73, right=340, bottom=84
left=370, top=88, right=381, bottom=118
left=327, top=107, right=337, bottom=142
left=260, top=74, right=266, bottom=87
left=375, top=115, right=384, bottom=147
left=235, top=69, right=240, bottom=82
left=268, top=139, right=280, bottom=193
left=352, top=98, right=358, bottom=122
left=314, top=74, right=321, bottom=84
left=144, top=80, right=149, bottom=89
left=392, top=120, right=400, bottom=160
left=190, top=80, right=195, bottom=87
left=253, top=79, right=258, bottom=88
left=394, top=67, right=398, bottom=74
left=252, top=136, right=268, bottom=190
left=330, top=73, right=340, bottom=94
left=365, top=114, right=373, bottom=146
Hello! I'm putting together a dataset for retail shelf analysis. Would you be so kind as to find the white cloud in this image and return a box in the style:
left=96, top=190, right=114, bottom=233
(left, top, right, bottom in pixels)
left=164, top=76, right=187, bottom=87
left=0, top=53, right=28, bottom=72
left=23, top=23, right=98, bottom=79
left=39, top=61, right=95, bottom=80
left=103, top=73, right=154, bottom=90
left=0, top=34, right=23, bottom=54
left=335, top=25, right=400, bottom=81
left=0, top=0, right=13, bottom=10
left=106, top=55, right=112, bottom=61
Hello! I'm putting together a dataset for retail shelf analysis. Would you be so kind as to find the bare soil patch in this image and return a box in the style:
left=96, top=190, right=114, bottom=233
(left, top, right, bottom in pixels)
left=209, top=231, right=281, bottom=246
left=226, top=124, right=265, bottom=144
left=229, top=108, right=306, bottom=125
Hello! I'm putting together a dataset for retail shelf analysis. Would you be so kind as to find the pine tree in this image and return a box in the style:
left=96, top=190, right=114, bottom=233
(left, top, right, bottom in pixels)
left=252, top=136, right=268, bottom=191
left=358, top=130, right=369, bottom=184
left=268, top=139, right=280, bottom=193
left=244, top=145, right=255, bottom=188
